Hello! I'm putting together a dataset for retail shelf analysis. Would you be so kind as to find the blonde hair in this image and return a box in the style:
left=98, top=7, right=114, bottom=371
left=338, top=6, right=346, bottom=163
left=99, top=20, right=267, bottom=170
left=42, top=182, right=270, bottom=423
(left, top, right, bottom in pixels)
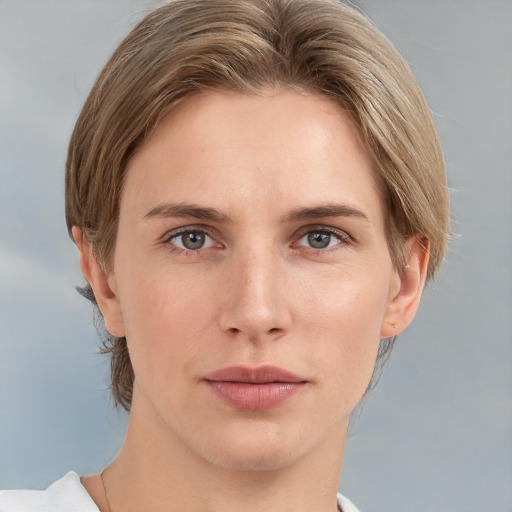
left=66, top=0, right=449, bottom=409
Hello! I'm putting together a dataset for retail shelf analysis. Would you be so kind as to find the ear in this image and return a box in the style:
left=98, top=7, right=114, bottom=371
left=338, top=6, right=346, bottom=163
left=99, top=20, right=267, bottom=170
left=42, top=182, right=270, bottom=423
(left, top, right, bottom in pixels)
left=380, top=237, right=430, bottom=339
left=72, top=226, right=125, bottom=338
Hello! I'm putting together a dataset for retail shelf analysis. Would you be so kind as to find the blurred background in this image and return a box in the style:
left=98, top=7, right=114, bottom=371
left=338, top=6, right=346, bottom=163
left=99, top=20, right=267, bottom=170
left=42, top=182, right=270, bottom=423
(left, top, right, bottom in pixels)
left=0, top=1, right=510, bottom=511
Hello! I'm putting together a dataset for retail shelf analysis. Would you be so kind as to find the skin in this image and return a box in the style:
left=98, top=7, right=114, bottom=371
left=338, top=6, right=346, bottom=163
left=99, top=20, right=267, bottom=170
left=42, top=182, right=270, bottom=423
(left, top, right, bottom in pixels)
left=77, top=89, right=428, bottom=512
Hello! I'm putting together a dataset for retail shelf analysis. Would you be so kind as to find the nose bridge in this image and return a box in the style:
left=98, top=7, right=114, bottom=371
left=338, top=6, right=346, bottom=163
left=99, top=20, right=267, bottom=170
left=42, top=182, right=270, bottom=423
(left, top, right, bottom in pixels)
left=220, top=240, right=290, bottom=340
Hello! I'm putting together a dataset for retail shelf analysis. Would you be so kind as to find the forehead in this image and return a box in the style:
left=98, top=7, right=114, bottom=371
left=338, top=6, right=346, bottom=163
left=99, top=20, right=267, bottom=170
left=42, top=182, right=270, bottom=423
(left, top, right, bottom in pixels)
left=122, top=89, right=384, bottom=226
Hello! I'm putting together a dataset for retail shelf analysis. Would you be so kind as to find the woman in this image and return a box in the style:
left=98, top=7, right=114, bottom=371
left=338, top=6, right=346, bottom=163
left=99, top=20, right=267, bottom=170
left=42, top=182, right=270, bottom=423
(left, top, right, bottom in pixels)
left=0, top=0, right=449, bottom=510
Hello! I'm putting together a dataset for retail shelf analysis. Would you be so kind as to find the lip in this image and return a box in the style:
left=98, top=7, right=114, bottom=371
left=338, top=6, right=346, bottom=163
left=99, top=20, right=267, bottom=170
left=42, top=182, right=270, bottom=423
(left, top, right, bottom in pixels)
left=203, top=365, right=307, bottom=410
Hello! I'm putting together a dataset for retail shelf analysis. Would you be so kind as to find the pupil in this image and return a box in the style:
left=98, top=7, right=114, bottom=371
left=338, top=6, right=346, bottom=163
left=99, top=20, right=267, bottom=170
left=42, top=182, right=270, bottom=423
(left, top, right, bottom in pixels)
left=308, top=232, right=330, bottom=249
left=183, top=232, right=205, bottom=250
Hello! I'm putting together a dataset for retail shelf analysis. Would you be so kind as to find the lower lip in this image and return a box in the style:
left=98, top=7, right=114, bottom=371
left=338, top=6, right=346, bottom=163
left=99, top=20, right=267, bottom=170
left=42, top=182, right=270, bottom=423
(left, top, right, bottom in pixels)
left=205, top=381, right=306, bottom=410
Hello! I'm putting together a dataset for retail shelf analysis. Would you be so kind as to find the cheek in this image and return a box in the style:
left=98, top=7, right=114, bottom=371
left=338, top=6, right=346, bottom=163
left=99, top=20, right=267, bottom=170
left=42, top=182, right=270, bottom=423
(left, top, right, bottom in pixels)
left=298, top=263, right=391, bottom=339
left=115, top=264, right=216, bottom=383
left=297, top=269, right=391, bottom=404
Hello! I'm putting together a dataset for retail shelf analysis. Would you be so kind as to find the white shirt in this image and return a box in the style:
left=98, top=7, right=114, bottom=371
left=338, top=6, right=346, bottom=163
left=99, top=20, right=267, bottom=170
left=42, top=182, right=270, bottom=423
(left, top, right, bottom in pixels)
left=0, top=471, right=361, bottom=512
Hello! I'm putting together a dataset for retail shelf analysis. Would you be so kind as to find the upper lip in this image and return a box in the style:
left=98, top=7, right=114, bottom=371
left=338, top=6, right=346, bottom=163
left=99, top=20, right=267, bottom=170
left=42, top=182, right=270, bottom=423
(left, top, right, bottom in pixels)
left=204, top=365, right=305, bottom=384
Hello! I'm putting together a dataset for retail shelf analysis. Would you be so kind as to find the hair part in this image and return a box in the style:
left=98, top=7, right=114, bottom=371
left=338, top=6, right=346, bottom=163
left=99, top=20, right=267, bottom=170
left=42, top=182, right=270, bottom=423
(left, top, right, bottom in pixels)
left=66, top=0, right=449, bottom=409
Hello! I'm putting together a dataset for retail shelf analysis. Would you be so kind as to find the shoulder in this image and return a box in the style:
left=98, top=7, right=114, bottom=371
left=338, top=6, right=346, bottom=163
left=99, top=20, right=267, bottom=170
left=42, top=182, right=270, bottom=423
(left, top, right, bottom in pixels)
left=0, top=471, right=99, bottom=512
left=338, top=493, right=361, bottom=512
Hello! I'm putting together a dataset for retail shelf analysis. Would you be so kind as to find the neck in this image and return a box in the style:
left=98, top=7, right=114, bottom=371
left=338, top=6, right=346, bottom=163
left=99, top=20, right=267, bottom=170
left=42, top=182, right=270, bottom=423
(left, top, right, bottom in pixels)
left=103, top=390, right=347, bottom=512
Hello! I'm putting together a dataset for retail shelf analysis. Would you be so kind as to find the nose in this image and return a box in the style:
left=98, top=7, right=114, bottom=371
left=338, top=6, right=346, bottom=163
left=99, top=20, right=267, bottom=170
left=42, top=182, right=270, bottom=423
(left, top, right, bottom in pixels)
left=218, top=246, right=292, bottom=343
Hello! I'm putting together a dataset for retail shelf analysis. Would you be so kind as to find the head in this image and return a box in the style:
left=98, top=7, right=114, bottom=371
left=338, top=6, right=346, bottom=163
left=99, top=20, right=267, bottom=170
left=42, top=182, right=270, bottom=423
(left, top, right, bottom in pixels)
left=66, top=0, right=449, bottom=411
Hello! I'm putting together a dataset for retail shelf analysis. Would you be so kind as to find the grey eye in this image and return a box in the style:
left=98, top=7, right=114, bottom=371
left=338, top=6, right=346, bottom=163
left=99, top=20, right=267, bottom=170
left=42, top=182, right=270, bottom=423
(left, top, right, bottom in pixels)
left=180, top=231, right=206, bottom=250
left=307, top=232, right=332, bottom=249
left=296, top=229, right=347, bottom=251
left=166, top=228, right=217, bottom=253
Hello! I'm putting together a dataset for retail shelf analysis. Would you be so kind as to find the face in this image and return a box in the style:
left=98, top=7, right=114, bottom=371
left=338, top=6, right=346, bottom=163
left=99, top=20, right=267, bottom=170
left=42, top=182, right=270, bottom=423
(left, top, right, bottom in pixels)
left=92, top=89, right=422, bottom=472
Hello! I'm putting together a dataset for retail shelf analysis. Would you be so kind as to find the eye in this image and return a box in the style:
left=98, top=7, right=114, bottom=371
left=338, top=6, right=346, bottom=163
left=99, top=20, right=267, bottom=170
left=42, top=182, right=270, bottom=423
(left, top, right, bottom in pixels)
left=296, top=228, right=350, bottom=250
left=167, top=229, right=216, bottom=251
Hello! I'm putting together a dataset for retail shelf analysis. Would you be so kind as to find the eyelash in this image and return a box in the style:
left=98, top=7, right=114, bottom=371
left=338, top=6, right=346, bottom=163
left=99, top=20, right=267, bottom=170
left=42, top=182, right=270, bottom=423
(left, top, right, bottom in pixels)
left=162, top=226, right=219, bottom=256
left=161, top=225, right=353, bottom=256
left=293, top=226, right=353, bottom=253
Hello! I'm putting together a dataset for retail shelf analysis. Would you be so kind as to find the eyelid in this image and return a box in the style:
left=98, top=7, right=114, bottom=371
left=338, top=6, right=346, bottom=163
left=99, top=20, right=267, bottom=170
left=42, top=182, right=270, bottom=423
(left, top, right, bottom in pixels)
left=161, top=224, right=223, bottom=252
left=159, top=223, right=353, bottom=254
left=292, top=224, right=354, bottom=249
left=162, top=224, right=215, bottom=241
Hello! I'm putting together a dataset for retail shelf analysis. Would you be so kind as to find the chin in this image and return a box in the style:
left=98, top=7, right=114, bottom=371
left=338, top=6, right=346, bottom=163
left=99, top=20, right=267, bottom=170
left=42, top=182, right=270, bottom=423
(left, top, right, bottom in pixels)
left=204, top=442, right=301, bottom=472
left=196, top=417, right=328, bottom=473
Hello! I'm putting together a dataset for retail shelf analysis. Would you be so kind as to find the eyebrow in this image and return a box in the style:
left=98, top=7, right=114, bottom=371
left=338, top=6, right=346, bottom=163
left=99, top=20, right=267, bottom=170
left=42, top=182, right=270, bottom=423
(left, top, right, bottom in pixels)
left=142, top=202, right=369, bottom=224
left=142, top=202, right=232, bottom=223
left=282, top=204, right=369, bottom=223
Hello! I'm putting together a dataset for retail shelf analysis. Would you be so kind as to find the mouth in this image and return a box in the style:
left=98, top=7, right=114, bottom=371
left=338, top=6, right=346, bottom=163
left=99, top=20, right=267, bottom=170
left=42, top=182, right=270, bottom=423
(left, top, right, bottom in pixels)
left=203, top=365, right=308, bottom=410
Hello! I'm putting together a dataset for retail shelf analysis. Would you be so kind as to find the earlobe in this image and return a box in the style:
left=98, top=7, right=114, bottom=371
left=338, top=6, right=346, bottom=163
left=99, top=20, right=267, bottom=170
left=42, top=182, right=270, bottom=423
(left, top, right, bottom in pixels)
left=380, top=238, right=430, bottom=339
left=72, top=226, right=125, bottom=338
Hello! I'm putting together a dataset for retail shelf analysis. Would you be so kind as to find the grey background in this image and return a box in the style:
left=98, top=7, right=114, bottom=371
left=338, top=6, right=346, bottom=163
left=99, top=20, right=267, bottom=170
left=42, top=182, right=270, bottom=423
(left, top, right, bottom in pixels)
left=0, top=1, right=510, bottom=511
